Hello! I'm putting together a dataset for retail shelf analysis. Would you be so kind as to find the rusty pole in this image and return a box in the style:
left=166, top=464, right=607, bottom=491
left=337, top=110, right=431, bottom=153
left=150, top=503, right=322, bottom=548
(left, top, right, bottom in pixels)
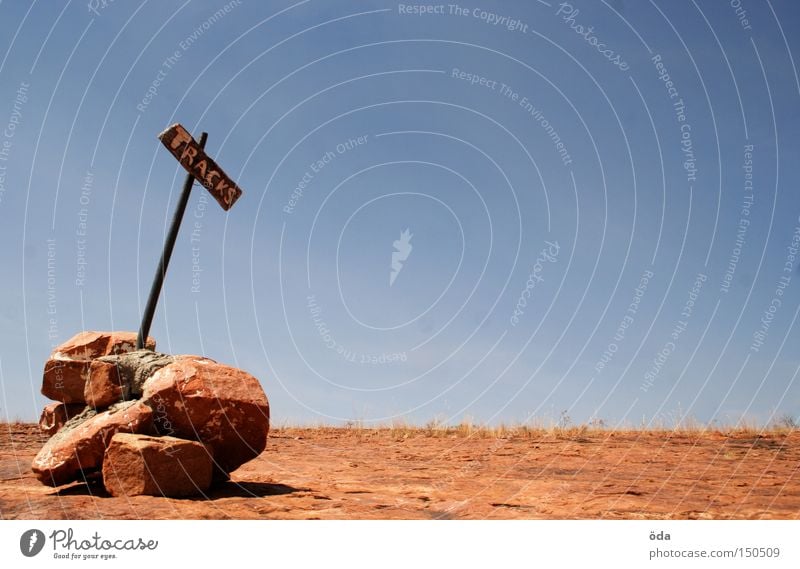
left=137, top=131, right=208, bottom=350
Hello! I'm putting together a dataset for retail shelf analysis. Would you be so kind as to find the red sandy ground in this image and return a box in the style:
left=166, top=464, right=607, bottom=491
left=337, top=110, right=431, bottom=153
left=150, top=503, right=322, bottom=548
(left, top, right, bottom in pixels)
left=1, top=424, right=798, bottom=519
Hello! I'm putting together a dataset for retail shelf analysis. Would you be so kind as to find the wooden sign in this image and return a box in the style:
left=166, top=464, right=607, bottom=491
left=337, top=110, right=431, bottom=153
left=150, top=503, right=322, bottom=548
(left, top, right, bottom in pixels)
left=158, top=123, right=242, bottom=210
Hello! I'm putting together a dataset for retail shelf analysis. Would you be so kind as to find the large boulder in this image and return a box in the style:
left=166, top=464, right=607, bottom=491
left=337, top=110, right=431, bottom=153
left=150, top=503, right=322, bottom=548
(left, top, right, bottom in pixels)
left=84, top=351, right=174, bottom=409
left=42, top=332, right=156, bottom=404
left=141, top=356, right=270, bottom=477
left=39, top=402, right=86, bottom=436
left=31, top=400, right=154, bottom=486
left=102, top=433, right=213, bottom=497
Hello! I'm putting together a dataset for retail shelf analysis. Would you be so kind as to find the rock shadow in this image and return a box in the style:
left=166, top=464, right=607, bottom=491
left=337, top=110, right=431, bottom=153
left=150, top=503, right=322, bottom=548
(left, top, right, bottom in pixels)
left=205, top=481, right=305, bottom=499
left=50, top=478, right=109, bottom=498
left=49, top=479, right=303, bottom=501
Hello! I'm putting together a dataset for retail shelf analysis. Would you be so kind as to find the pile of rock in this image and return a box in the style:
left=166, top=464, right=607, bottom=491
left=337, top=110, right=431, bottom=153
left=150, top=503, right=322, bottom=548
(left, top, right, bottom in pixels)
left=32, top=331, right=270, bottom=497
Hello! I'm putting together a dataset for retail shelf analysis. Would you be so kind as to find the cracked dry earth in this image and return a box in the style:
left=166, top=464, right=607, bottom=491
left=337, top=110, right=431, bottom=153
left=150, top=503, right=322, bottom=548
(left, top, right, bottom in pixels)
left=1, top=424, right=798, bottom=519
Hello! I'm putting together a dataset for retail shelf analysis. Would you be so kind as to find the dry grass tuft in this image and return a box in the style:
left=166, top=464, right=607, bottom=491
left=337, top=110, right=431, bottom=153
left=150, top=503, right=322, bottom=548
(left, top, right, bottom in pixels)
left=265, top=414, right=798, bottom=441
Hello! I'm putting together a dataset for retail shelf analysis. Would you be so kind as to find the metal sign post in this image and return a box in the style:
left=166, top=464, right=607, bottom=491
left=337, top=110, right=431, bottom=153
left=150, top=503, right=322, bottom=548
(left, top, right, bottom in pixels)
left=136, top=124, right=244, bottom=350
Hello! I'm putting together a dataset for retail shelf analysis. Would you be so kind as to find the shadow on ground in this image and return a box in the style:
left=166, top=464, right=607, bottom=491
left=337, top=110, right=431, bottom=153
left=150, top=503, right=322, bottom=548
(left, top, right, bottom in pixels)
left=207, top=481, right=304, bottom=499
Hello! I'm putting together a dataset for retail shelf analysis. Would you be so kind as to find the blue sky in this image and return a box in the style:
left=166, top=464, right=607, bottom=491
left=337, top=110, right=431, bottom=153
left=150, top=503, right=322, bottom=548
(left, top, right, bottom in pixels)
left=1, top=0, right=799, bottom=426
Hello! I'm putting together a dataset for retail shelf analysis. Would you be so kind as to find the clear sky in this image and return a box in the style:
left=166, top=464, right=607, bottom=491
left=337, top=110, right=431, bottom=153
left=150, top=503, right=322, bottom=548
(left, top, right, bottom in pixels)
left=0, top=0, right=799, bottom=427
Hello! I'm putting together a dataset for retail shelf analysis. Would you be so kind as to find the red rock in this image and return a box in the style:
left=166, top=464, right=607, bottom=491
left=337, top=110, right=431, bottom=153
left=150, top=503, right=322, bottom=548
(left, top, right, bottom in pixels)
left=84, top=351, right=175, bottom=409
left=102, top=433, right=212, bottom=497
left=51, top=331, right=155, bottom=360
left=42, top=332, right=157, bottom=405
left=38, top=402, right=86, bottom=436
left=142, top=357, right=270, bottom=476
left=41, top=359, right=91, bottom=404
left=31, top=400, right=154, bottom=486
left=83, top=360, right=122, bottom=409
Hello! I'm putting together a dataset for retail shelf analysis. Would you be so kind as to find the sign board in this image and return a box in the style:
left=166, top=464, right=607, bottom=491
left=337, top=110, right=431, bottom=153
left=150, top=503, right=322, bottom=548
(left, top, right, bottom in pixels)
left=158, top=123, right=243, bottom=210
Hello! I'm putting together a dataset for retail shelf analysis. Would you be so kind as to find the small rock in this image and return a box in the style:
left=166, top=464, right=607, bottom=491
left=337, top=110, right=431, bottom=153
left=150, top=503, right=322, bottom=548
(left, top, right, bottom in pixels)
left=42, top=332, right=157, bottom=405
left=31, top=400, right=154, bottom=486
left=51, top=331, right=156, bottom=361
left=41, top=359, right=92, bottom=404
left=102, top=433, right=213, bottom=497
left=85, top=351, right=175, bottom=408
left=39, top=402, right=86, bottom=436
left=142, top=356, right=270, bottom=477
left=83, top=360, right=122, bottom=409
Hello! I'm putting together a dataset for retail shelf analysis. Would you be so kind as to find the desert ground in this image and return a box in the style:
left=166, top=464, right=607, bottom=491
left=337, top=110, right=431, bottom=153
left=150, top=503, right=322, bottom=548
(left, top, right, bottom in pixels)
left=1, top=423, right=798, bottom=520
